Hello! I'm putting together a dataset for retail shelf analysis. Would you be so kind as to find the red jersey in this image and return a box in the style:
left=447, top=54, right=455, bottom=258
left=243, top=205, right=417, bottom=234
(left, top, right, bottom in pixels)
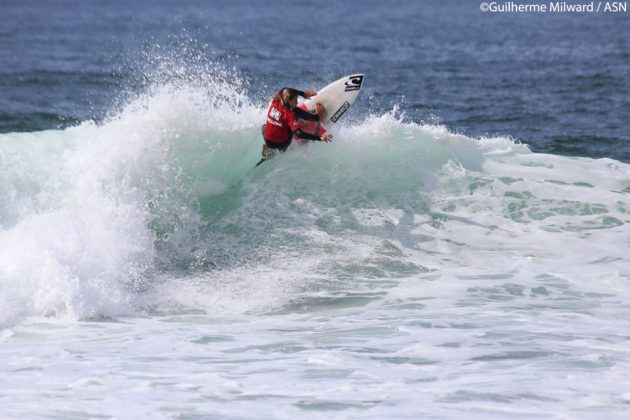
left=263, top=94, right=300, bottom=143
left=295, top=103, right=327, bottom=143
left=263, top=92, right=321, bottom=143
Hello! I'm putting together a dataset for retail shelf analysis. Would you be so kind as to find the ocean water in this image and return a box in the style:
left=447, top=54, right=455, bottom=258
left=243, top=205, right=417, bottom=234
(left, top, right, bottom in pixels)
left=1, top=1, right=630, bottom=418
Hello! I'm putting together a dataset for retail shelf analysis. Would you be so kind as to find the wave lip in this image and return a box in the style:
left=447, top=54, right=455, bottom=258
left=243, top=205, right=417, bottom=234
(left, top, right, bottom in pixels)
left=0, top=69, right=264, bottom=327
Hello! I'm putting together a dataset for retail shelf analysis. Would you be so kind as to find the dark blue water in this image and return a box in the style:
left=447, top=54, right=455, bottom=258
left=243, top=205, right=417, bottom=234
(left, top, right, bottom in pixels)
left=1, top=0, right=629, bottom=161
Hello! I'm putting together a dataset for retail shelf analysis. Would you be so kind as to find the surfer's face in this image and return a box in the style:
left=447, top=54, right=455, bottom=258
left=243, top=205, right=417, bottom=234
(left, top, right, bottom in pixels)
left=288, top=96, right=298, bottom=109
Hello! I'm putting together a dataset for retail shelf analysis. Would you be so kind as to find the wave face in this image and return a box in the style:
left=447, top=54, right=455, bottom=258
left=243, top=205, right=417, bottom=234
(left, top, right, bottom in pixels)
left=0, top=73, right=629, bottom=329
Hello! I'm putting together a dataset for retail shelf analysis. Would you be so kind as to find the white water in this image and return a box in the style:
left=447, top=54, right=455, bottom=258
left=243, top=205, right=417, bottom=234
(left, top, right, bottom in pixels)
left=1, top=80, right=629, bottom=418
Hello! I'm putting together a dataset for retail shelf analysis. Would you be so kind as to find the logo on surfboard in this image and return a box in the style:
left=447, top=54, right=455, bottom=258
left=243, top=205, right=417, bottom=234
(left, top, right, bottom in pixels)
left=330, top=101, right=352, bottom=123
left=344, top=75, right=363, bottom=92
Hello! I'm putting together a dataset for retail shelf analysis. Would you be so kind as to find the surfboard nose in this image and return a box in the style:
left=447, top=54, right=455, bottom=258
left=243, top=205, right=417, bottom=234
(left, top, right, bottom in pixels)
left=344, top=75, right=364, bottom=92
left=303, top=74, right=365, bottom=127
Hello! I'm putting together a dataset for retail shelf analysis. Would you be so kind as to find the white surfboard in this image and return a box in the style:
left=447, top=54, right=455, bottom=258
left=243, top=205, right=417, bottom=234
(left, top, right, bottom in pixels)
left=303, top=74, right=364, bottom=127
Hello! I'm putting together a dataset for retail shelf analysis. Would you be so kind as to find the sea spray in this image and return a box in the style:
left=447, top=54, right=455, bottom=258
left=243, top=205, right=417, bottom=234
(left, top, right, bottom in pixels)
left=0, top=70, right=262, bottom=326
left=0, top=73, right=494, bottom=327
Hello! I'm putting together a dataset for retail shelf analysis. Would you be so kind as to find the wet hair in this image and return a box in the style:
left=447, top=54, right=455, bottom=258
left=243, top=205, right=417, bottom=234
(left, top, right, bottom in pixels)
left=270, top=88, right=299, bottom=108
left=281, top=88, right=298, bottom=107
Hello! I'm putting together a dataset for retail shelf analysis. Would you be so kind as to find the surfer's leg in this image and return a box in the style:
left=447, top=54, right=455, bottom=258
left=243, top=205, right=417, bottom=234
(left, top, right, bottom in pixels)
left=256, top=144, right=275, bottom=166
left=256, top=144, right=273, bottom=166
left=262, top=144, right=274, bottom=159
left=257, top=141, right=290, bottom=166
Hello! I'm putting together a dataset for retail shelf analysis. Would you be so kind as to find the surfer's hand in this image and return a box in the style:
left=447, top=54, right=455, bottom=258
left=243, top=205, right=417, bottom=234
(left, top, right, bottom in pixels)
left=303, top=91, right=317, bottom=99
left=315, top=102, right=325, bottom=116
left=320, top=133, right=333, bottom=142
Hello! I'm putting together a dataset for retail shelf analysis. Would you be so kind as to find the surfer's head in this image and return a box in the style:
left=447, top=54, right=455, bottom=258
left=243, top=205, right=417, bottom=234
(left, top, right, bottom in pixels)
left=281, top=88, right=299, bottom=109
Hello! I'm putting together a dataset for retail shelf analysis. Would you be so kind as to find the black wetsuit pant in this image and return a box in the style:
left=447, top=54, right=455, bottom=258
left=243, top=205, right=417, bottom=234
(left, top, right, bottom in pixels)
left=257, top=116, right=320, bottom=166
left=264, top=139, right=291, bottom=151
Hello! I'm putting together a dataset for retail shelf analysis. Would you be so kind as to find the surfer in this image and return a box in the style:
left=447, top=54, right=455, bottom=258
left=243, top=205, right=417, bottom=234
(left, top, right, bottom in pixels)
left=258, top=88, right=333, bottom=165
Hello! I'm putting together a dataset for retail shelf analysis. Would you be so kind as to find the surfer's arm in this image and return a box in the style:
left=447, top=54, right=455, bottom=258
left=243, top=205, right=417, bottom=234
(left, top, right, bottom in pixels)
left=293, top=106, right=319, bottom=121
left=293, top=129, right=321, bottom=141
left=286, top=108, right=322, bottom=141
left=279, top=88, right=317, bottom=99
